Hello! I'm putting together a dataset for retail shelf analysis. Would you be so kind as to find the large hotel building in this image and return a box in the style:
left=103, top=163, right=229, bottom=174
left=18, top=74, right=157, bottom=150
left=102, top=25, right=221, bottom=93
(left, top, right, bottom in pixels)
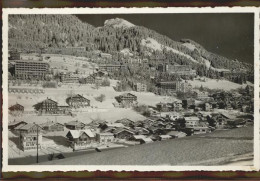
left=15, top=60, right=50, bottom=80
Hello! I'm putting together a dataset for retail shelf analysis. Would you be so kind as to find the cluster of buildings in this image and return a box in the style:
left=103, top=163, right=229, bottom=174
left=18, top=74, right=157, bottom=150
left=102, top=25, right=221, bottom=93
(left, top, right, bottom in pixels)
left=157, top=64, right=196, bottom=76
left=32, top=95, right=90, bottom=115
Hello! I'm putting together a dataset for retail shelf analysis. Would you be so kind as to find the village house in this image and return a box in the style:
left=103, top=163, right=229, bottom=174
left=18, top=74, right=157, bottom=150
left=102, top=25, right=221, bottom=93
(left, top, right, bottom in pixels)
left=60, top=72, right=79, bottom=83
left=115, top=93, right=138, bottom=108
left=184, top=116, right=200, bottom=128
left=65, top=120, right=86, bottom=130
left=157, top=135, right=172, bottom=141
left=8, top=120, right=27, bottom=131
left=40, top=121, right=64, bottom=132
left=140, top=137, right=154, bottom=144
left=34, top=98, right=59, bottom=114
left=9, top=103, right=24, bottom=115
left=114, top=128, right=135, bottom=140
left=133, top=83, right=147, bottom=92
left=96, top=132, right=115, bottom=143
left=66, top=94, right=90, bottom=108
left=66, top=129, right=96, bottom=150
left=130, top=135, right=147, bottom=143
left=15, top=123, right=43, bottom=151
left=134, top=127, right=150, bottom=135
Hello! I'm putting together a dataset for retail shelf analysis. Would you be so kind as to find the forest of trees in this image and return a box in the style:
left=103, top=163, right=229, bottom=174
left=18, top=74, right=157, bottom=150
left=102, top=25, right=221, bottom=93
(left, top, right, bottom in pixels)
left=8, top=14, right=254, bottom=84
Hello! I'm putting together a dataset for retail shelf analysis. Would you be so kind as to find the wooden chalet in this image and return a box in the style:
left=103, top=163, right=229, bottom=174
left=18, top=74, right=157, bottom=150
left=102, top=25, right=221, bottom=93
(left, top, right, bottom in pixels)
left=34, top=98, right=59, bottom=114
left=41, top=121, right=64, bottom=132
left=65, top=120, right=86, bottom=130
left=9, top=103, right=24, bottom=113
left=8, top=120, right=27, bottom=130
left=66, top=129, right=95, bottom=150
left=114, top=128, right=135, bottom=140
left=66, top=94, right=90, bottom=108
left=115, top=93, right=137, bottom=107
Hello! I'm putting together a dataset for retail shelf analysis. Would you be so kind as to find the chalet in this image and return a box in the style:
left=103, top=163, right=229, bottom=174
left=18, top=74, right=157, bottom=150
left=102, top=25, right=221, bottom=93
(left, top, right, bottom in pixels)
left=9, top=103, right=24, bottom=113
left=60, top=72, right=79, bottom=83
left=66, top=94, right=90, bottom=108
left=41, top=121, right=64, bottom=132
left=96, top=133, right=115, bottom=143
left=157, top=135, right=172, bottom=141
left=115, top=93, right=137, bottom=107
left=130, top=135, right=146, bottom=143
left=115, top=118, right=134, bottom=127
left=184, top=117, right=200, bottom=127
left=34, top=98, right=59, bottom=114
left=140, top=137, right=153, bottom=144
left=66, top=129, right=95, bottom=150
left=8, top=120, right=27, bottom=130
left=134, top=83, right=147, bottom=92
left=15, top=123, right=43, bottom=151
left=65, top=120, right=86, bottom=130
left=166, top=131, right=187, bottom=138
left=114, top=128, right=135, bottom=140
left=134, top=127, right=150, bottom=135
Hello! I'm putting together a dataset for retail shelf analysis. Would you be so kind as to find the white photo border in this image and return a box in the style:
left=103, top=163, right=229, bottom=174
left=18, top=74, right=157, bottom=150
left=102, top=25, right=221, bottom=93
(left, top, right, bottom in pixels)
left=2, top=7, right=260, bottom=172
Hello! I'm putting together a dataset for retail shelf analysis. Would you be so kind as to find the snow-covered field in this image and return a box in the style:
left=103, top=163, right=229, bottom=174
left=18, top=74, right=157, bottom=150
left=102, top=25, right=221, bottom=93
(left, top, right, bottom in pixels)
left=8, top=83, right=178, bottom=124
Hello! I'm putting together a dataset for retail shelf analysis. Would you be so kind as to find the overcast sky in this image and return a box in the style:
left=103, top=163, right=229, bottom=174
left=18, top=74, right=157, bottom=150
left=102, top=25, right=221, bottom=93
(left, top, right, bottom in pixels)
left=76, top=13, right=254, bottom=64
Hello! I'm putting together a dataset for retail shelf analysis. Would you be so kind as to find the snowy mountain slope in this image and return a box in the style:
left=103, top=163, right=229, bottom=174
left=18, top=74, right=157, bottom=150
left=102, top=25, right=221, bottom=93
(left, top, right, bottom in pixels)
left=104, top=18, right=135, bottom=28
left=141, top=37, right=199, bottom=63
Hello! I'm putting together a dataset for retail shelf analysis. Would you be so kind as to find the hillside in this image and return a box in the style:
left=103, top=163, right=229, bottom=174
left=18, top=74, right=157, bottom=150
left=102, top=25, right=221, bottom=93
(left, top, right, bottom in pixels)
left=8, top=15, right=253, bottom=83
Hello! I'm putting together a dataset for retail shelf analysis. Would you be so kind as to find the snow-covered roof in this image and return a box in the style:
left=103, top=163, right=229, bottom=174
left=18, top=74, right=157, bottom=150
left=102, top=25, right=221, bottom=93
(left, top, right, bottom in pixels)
left=67, top=129, right=95, bottom=139
left=184, top=117, right=200, bottom=121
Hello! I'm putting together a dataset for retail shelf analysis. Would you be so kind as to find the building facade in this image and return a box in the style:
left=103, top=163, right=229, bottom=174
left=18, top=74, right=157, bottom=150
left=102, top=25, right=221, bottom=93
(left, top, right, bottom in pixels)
left=15, top=60, right=50, bottom=80
left=66, top=94, right=90, bottom=108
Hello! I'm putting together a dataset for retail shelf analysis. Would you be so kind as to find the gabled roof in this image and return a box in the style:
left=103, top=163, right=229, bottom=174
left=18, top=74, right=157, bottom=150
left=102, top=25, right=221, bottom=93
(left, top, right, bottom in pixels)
left=68, top=94, right=90, bottom=101
left=9, top=103, right=24, bottom=110
left=114, top=128, right=135, bottom=135
left=159, top=135, right=172, bottom=139
left=106, top=123, right=125, bottom=128
left=9, top=120, right=27, bottom=127
left=42, top=98, right=58, bottom=104
left=140, top=137, right=153, bottom=143
left=67, top=129, right=95, bottom=139
left=133, top=135, right=146, bottom=140
left=15, top=123, right=43, bottom=130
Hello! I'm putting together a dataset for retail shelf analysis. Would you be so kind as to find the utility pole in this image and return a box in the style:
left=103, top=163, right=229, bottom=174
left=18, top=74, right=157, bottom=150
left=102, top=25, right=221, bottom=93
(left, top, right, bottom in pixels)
left=34, top=123, right=39, bottom=164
